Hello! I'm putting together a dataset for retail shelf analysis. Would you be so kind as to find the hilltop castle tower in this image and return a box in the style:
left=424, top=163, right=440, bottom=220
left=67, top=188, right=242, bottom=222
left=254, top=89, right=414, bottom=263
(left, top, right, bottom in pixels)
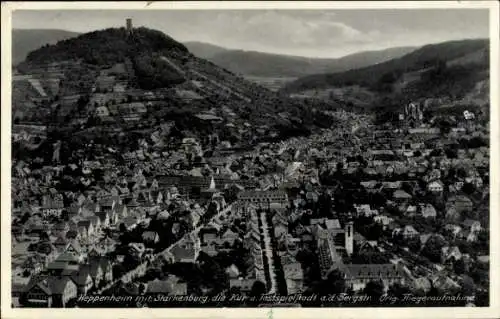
left=126, top=18, right=133, bottom=34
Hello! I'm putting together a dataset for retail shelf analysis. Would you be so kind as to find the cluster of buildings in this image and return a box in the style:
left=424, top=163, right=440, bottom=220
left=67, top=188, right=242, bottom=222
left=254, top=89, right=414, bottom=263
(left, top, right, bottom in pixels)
left=10, top=21, right=489, bottom=307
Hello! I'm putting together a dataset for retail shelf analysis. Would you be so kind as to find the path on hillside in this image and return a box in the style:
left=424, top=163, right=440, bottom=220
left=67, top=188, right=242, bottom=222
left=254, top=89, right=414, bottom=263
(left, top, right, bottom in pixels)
left=160, top=56, right=186, bottom=76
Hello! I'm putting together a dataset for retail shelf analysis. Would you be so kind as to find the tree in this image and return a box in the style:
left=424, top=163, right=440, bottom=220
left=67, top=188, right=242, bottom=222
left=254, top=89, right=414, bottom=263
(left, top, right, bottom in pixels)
left=462, top=183, right=476, bottom=195
left=407, top=237, right=421, bottom=253
left=39, top=231, right=50, bottom=241
left=138, top=283, right=147, bottom=295
left=475, top=289, right=489, bottom=307
left=119, top=223, right=127, bottom=233
left=429, top=149, right=442, bottom=157
left=113, top=264, right=126, bottom=278
left=461, top=275, right=475, bottom=297
left=124, top=252, right=141, bottom=270
left=66, top=229, right=78, bottom=239
left=144, top=268, right=162, bottom=281
left=60, top=210, right=70, bottom=221
left=318, top=192, right=332, bottom=217
left=364, top=280, right=385, bottom=304
left=468, top=136, right=487, bottom=148
left=453, top=258, right=466, bottom=275
left=325, top=269, right=346, bottom=295
left=20, top=212, right=31, bottom=224
left=388, top=282, right=411, bottom=300
left=422, top=235, right=446, bottom=263
left=37, top=241, right=53, bottom=255
left=249, top=280, right=266, bottom=298
left=444, top=148, right=458, bottom=159
left=366, top=223, right=384, bottom=241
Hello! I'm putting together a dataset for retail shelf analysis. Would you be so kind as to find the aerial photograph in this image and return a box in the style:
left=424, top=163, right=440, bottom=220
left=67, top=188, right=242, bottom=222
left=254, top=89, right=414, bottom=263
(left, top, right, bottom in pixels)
left=9, top=7, right=491, bottom=308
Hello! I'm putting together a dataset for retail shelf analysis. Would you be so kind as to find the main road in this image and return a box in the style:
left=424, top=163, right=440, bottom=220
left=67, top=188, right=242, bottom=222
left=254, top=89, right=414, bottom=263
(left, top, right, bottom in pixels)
left=260, top=211, right=277, bottom=294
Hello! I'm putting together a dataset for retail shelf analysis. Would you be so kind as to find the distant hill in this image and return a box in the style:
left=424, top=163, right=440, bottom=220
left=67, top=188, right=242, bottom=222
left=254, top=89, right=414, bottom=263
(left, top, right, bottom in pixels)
left=281, top=39, right=489, bottom=111
left=12, top=29, right=81, bottom=65
left=14, top=31, right=416, bottom=78
left=185, top=41, right=417, bottom=78
left=283, top=39, right=488, bottom=93
left=183, top=41, right=230, bottom=59
left=14, top=27, right=343, bottom=145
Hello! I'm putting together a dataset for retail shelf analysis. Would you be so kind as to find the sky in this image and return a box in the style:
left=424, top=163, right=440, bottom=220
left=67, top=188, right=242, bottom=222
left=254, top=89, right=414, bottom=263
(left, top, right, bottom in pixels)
left=13, top=9, right=490, bottom=58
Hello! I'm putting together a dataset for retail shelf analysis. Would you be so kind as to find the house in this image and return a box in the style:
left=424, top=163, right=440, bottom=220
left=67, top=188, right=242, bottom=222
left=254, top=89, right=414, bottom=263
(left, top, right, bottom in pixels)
left=405, top=205, right=418, bottom=216
left=225, top=264, right=240, bottom=279
left=477, top=255, right=489, bottom=264
left=462, top=219, right=482, bottom=234
left=419, top=233, right=445, bottom=249
left=70, top=264, right=94, bottom=295
left=21, top=255, right=45, bottom=276
left=421, top=204, right=437, bottom=218
left=88, top=260, right=103, bottom=287
left=128, top=243, right=146, bottom=259
left=445, top=207, right=460, bottom=222
left=46, top=260, right=78, bottom=276
left=337, top=264, right=405, bottom=292
left=114, top=204, right=128, bottom=219
left=95, top=106, right=110, bottom=118
left=200, top=227, right=219, bottom=244
left=145, top=275, right=187, bottom=295
left=393, top=225, right=420, bottom=239
left=53, top=236, right=70, bottom=254
left=431, top=273, right=460, bottom=294
left=142, top=231, right=160, bottom=244
left=164, top=235, right=200, bottom=264
left=354, top=204, right=378, bottom=217
left=465, top=176, right=483, bottom=189
left=55, top=250, right=83, bottom=265
left=453, top=181, right=465, bottom=192
left=149, top=190, right=164, bottom=205
left=393, top=190, right=412, bottom=203
left=444, top=224, right=463, bottom=239
left=427, top=180, right=444, bottom=193
left=23, top=276, right=78, bottom=307
left=52, top=222, right=70, bottom=237
left=425, top=169, right=442, bottom=183
left=464, top=110, right=475, bottom=120
left=99, top=257, right=113, bottom=283
left=441, top=246, right=462, bottom=264
left=373, top=215, right=394, bottom=230
left=96, top=210, right=113, bottom=229
left=237, top=190, right=288, bottom=208
left=76, top=220, right=93, bottom=240
left=383, top=181, right=402, bottom=190
left=274, top=222, right=288, bottom=239
left=221, top=228, right=239, bottom=246
left=283, top=262, right=304, bottom=294
left=446, top=195, right=473, bottom=214
left=464, top=230, right=479, bottom=242
left=229, top=277, right=257, bottom=295
left=88, top=216, right=101, bottom=233
left=411, top=277, right=432, bottom=294
left=122, top=216, right=139, bottom=231
left=40, top=207, right=64, bottom=219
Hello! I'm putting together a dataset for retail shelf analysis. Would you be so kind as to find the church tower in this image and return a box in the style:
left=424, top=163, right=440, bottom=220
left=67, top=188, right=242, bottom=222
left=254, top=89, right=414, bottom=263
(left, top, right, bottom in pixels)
left=126, top=18, right=133, bottom=34
left=344, top=220, right=354, bottom=256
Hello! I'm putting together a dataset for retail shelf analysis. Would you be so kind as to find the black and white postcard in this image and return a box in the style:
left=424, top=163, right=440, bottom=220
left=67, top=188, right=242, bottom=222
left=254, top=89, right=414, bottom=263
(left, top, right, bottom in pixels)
left=1, top=1, right=499, bottom=319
